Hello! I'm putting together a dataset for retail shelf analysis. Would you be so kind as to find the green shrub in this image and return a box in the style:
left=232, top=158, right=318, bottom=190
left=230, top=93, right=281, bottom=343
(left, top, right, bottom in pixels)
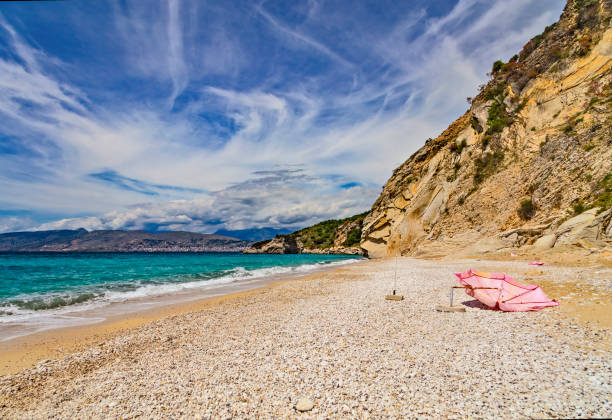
left=485, top=83, right=506, bottom=101
left=573, top=201, right=585, bottom=215
left=574, top=0, right=597, bottom=12
left=487, top=101, right=508, bottom=133
left=576, top=35, right=593, bottom=56
left=471, top=116, right=483, bottom=133
left=583, top=143, right=595, bottom=151
left=515, top=98, right=528, bottom=113
left=550, top=46, right=564, bottom=60
left=594, top=174, right=612, bottom=210
left=491, top=60, right=504, bottom=73
left=482, top=135, right=492, bottom=148
left=474, top=151, right=505, bottom=184
left=517, top=199, right=536, bottom=220
left=450, top=138, right=467, bottom=154
left=519, top=34, right=543, bottom=61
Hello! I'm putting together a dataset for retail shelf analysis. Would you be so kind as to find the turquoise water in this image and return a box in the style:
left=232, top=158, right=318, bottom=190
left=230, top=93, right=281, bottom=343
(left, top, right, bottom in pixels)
left=0, top=252, right=360, bottom=320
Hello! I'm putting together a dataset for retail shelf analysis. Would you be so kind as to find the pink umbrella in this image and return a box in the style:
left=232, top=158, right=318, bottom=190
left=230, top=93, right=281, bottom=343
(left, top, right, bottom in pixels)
left=528, top=261, right=546, bottom=266
left=453, top=269, right=559, bottom=312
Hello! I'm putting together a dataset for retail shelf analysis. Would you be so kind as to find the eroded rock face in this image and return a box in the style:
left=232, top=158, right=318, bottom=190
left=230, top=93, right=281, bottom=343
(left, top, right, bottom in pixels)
left=362, top=1, right=612, bottom=258
left=243, top=236, right=300, bottom=254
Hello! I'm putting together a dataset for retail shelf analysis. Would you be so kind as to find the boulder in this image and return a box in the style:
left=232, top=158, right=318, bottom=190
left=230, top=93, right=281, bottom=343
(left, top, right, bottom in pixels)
left=555, top=208, right=599, bottom=246
left=532, top=234, right=557, bottom=249
left=557, top=208, right=599, bottom=231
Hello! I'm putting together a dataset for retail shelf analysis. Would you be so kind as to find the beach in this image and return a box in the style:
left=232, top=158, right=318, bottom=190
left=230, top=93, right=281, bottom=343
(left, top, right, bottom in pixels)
left=0, top=256, right=611, bottom=418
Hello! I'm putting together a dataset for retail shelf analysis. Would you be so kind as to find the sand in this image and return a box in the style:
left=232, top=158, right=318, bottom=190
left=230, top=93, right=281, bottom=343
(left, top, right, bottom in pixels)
left=0, top=256, right=610, bottom=418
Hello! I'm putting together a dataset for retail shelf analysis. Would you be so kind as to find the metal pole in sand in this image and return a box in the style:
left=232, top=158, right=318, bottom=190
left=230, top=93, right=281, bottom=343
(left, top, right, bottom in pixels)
left=386, top=253, right=404, bottom=301
left=393, top=255, right=398, bottom=295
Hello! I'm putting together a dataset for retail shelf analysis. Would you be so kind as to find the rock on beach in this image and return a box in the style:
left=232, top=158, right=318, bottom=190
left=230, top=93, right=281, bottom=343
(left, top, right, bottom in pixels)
left=295, top=397, right=314, bottom=412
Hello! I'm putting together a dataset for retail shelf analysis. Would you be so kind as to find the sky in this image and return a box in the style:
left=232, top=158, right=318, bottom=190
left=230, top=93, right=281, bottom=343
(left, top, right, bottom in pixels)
left=0, top=0, right=566, bottom=234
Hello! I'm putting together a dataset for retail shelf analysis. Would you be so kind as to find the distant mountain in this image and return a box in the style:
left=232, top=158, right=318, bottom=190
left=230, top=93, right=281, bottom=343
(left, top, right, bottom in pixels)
left=0, top=229, right=249, bottom=252
left=213, top=227, right=293, bottom=242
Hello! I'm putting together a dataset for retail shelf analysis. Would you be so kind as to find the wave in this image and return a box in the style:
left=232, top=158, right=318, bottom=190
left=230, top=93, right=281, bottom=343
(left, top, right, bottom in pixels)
left=0, top=257, right=362, bottom=323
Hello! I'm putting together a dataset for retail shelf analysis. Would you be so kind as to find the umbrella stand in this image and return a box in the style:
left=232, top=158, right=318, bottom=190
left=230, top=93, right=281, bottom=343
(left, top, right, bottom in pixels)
left=436, top=286, right=499, bottom=312
left=385, top=256, right=404, bottom=301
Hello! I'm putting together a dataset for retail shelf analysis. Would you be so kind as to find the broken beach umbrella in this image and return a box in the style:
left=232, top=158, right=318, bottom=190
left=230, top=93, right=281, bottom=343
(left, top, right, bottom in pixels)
left=453, top=269, right=559, bottom=312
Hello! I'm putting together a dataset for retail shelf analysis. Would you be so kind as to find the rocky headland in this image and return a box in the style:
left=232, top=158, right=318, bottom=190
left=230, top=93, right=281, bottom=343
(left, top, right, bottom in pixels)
left=244, top=213, right=367, bottom=255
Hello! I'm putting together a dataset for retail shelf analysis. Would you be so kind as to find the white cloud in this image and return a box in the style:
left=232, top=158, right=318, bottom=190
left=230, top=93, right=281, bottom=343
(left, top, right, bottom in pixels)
left=0, top=0, right=566, bottom=233
left=35, top=170, right=378, bottom=233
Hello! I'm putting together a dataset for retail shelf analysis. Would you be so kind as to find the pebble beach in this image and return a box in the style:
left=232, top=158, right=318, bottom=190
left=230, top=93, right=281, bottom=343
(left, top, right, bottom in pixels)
left=0, top=257, right=610, bottom=419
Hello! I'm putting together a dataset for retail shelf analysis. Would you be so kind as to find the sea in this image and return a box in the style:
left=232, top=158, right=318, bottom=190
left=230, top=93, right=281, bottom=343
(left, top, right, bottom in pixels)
left=0, top=252, right=362, bottom=341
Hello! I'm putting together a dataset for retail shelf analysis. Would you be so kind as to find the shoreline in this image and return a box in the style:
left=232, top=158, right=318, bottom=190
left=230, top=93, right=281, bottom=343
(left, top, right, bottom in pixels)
left=0, top=258, right=367, bottom=376
left=0, top=254, right=364, bottom=343
left=0, top=256, right=610, bottom=418
left=1, top=250, right=610, bottom=377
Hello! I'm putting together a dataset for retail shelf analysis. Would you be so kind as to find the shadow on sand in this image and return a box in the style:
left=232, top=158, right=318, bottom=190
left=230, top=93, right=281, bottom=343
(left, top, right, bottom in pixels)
left=462, top=299, right=494, bottom=310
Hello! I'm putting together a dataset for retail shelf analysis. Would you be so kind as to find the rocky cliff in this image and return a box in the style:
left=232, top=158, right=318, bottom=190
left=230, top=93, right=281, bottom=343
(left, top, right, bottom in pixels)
left=244, top=213, right=367, bottom=255
left=362, top=0, right=612, bottom=258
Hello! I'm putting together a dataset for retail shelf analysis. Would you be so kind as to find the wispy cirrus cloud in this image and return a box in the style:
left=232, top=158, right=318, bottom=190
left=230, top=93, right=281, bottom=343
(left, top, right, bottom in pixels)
left=0, top=0, right=566, bottom=233
left=88, top=170, right=207, bottom=196
left=254, top=3, right=353, bottom=68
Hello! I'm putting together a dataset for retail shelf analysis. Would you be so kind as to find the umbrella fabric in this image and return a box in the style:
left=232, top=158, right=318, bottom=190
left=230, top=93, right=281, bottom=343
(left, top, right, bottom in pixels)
left=454, top=269, right=559, bottom=312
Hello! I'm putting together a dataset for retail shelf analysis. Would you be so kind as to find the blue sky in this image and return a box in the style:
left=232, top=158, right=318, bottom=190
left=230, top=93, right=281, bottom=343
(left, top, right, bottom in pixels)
left=0, top=0, right=565, bottom=233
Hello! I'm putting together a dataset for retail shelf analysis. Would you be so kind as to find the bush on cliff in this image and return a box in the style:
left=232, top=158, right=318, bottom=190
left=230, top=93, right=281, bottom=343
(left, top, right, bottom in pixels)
left=517, top=199, right=536, bottom=220
left=474, top=151, right=505, bottom=184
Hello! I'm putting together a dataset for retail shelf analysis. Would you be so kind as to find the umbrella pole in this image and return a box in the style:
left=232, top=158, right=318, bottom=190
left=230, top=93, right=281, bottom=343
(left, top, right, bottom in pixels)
left=437, top=286, right=468, bottom=312
left=385, top=255, right=404, bottom=301
left=438, top=286, right=499, bottom=312
left=393, top=255, right=398, bottom=295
